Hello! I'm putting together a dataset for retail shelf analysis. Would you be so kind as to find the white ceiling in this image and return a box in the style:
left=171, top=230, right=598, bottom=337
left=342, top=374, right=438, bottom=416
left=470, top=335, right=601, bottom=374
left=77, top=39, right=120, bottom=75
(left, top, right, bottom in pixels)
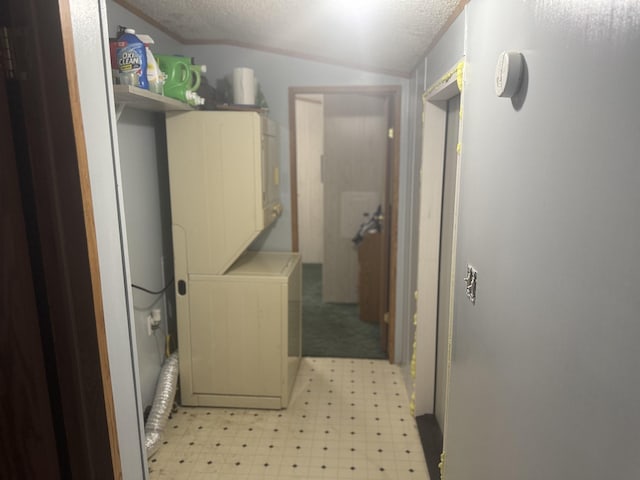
left=115, top=0, right=464, bottom=77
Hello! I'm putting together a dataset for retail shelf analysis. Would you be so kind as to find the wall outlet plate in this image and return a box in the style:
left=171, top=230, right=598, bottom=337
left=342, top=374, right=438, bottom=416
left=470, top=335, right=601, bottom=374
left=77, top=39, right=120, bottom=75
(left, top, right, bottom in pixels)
left=147, top=311, right=161, bottom=336
left=464, top=265, right=478, bottom=304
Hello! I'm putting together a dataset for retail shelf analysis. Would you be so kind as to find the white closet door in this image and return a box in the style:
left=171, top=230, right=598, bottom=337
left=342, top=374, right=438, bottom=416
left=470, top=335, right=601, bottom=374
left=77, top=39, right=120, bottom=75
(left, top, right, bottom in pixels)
left=322, top=94, right=389, bottom=303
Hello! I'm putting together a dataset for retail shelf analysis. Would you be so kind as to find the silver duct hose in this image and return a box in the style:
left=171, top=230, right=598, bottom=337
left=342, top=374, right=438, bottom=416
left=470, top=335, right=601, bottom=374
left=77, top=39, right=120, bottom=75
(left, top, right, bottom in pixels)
left=145, top=351, right=179, bottom=458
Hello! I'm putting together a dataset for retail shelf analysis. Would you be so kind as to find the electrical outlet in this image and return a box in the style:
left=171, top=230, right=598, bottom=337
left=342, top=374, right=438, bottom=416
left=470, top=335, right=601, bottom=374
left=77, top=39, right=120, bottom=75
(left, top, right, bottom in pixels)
left=147, top=309, right=162, bottom=336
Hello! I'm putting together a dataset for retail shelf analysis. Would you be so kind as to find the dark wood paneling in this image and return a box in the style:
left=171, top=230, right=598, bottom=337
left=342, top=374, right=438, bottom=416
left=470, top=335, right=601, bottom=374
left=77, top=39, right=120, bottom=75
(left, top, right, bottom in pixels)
left=0, top=58, right=62, bottom=480
left=358, top=232, right=384, bottom=324
left=2, top=0, right=120, bottom=477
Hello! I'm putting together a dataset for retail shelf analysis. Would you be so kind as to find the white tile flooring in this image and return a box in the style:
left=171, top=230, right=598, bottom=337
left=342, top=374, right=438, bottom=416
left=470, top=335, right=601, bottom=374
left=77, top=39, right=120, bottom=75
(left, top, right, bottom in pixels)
left=148, top=357, right=430, bottom=479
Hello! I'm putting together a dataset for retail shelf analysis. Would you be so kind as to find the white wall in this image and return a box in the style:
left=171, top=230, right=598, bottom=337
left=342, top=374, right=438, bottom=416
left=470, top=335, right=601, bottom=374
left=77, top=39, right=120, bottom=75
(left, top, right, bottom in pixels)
left=443, top=1, right=640, bottom=478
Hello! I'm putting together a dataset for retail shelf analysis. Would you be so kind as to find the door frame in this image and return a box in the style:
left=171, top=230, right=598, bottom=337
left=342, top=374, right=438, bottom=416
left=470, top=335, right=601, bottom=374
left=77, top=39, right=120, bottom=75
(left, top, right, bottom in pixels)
left=414, top=60, right=465, bottom=418
left=288, top=85, right=402, bottom=362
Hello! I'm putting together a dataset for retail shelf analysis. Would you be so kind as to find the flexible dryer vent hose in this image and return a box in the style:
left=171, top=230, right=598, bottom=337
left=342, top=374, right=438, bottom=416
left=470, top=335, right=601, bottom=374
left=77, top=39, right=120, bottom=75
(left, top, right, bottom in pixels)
left=145, top=351, right=179, bottom=458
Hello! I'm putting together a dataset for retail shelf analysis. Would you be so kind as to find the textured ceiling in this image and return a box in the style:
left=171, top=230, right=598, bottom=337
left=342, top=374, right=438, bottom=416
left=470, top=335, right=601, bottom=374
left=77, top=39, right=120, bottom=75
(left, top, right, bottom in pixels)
left=115, top=0, right=463, bottom=77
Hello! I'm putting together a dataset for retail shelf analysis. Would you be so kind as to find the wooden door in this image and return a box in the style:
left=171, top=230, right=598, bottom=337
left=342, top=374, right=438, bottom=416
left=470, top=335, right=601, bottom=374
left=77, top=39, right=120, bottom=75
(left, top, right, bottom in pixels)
left=1, top=63, right=62, bottom=480
left=358, top=231, right=384, bottom=324
left=1, top=0, right=119, bottom=475
left=322, top=94, right=390, bottom=304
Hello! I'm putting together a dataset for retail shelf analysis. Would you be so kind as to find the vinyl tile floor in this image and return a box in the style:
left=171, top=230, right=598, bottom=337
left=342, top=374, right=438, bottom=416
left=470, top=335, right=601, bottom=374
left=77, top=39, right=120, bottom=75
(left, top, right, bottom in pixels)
left=148, top=357, right=430, bottom=480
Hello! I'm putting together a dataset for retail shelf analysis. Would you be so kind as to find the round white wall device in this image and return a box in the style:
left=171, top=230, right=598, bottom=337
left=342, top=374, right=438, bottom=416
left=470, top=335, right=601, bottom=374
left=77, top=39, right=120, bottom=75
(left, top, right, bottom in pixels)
left=495, top=51, right=524, bottom=98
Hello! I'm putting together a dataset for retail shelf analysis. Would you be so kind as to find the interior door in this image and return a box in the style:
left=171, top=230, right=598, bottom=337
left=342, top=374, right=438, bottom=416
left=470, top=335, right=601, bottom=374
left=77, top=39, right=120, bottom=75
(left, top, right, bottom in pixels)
left=295, top=95, right=324, bottom=263
left=435, top=94, right=460, bottom=431
left=1, top=68, right=61, bottom=479
left=2, top=0, right=119, bottom=475
left=322, top=94, right=390, bottom=304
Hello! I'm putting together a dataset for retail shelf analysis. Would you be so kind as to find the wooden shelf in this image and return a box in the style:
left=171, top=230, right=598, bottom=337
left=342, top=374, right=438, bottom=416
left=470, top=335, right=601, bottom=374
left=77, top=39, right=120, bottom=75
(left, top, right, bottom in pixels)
left=113, top=84, right=192, bottom=114
left=215, top=103, right=269, bottom=113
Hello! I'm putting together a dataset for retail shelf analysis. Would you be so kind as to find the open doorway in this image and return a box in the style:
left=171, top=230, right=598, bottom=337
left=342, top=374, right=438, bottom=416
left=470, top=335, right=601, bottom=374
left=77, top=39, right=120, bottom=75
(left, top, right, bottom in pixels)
left=289, top=86, right=401, bottom=361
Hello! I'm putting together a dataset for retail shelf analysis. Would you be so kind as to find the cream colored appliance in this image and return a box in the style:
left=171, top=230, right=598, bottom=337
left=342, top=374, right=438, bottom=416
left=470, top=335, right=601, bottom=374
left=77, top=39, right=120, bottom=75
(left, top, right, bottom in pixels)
left=166, top=111, right=300, bottom=409
left=166, top=111, right=282, bottom=275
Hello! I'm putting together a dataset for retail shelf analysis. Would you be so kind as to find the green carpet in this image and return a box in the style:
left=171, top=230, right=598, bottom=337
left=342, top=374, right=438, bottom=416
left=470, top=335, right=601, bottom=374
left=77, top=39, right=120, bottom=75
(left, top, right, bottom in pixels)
left=302, top=263, right=386, bottom=359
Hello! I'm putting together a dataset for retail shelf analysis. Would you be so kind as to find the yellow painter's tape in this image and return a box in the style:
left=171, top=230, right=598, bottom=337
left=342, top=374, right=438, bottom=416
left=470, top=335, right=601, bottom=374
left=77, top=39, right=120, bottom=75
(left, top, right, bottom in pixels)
left=456, top=60, right=464, bottom=91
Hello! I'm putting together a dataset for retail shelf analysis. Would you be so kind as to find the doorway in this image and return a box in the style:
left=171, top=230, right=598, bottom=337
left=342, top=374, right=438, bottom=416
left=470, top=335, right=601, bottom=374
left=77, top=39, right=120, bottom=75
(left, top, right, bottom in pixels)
left=413, top=61, right=465, bottom=480
left=435, top=94, right=460, bottom=431
left=289, top=86, right=401, bottom=361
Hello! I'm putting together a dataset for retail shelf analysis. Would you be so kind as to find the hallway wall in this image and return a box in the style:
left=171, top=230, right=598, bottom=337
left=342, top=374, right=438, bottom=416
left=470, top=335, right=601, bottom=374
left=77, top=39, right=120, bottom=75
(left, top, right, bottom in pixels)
left=443, top=1, right=640, bottom=478
left=68, top=0, right=147, bottom=477
left=410, top=9, right=466, bottom=416
left=71, top=5, right=417, bottom=476
left=106, top=0, right=184, bottom=411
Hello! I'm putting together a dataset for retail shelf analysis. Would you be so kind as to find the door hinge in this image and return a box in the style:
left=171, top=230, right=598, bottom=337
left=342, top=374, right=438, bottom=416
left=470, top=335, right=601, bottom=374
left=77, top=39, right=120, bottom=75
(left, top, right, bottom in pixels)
left=383, top=312, right=389, bottom=324
left=1, top=26, right=26, bottom=80
left=387, top=127, right=394, bottom=139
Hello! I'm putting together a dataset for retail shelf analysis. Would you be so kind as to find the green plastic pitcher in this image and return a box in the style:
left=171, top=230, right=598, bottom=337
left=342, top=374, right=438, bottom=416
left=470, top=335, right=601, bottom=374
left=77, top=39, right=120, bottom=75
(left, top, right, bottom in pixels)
left=157, top=55, right=201, bottom=102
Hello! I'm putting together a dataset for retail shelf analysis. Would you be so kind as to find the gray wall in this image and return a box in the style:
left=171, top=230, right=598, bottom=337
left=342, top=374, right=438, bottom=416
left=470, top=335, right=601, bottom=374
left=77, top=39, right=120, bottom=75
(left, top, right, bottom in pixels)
left=410, top=10, right=466, bottom=413
left=443, top=1, right=640, bottom=478
left=116, top=109, right=175, bottom=408
left=425, top=10, right=466, bottom=88
left=106, top=0, right=183, bottom=409
left=399, top=59, right=427, bottom=396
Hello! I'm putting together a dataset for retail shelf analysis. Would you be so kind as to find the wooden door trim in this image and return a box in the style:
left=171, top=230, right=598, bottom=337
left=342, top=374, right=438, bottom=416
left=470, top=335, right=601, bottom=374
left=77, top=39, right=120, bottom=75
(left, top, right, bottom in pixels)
left=288, top=85, right=402, bottom=362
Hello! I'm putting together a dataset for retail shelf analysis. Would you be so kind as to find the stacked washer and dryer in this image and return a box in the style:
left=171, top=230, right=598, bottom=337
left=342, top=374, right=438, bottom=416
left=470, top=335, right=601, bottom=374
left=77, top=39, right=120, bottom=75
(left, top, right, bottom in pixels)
left=166, top=111, right=301, bottom=409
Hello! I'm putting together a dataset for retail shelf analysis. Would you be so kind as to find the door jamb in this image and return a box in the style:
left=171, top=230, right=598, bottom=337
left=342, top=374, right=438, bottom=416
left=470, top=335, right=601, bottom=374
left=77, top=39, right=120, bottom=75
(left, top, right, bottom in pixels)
left=288, top=85, right=402, bottom=362
left=414, top=60, right=464, bottom=420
